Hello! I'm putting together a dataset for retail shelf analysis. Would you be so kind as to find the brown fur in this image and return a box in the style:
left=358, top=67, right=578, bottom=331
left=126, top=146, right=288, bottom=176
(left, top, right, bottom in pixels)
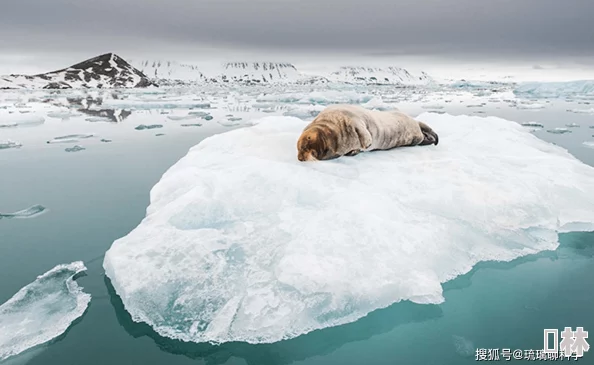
left=297, top=104, right=438, bottom=161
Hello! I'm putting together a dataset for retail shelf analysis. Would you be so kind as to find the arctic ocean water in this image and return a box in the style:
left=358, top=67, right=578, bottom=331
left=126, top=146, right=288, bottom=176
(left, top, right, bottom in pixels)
left=1, top=89, right=593, bottom=365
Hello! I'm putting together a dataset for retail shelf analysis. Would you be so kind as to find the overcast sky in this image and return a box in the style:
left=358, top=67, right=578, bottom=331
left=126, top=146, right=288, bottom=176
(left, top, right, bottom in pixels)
left=1, top=0, right=593, bottom=72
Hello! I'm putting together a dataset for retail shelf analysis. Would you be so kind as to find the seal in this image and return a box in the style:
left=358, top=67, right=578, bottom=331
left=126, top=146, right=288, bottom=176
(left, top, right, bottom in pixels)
left=296, top=104, right=438, bottom=161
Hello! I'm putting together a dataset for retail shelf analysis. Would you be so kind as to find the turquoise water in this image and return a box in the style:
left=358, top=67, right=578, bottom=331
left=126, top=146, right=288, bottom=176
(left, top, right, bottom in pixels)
left=1, top=97, right=593, bottom=364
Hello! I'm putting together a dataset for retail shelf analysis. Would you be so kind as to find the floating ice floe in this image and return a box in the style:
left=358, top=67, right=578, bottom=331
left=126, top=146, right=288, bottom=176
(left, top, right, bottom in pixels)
left=180, top=123, right=202, bottom=127
left=104, top=113, right=594, bottom=345
left=102, top=99, right=211, bottom=110
left=565, top=123, right=580, bottom=128
left=85, top=117, right=112, bottom=123
left=0, top=115, right=45, bottom=128
left=0, top=262, right=90, bottom=361
left=546, top=128, right=572, bottom=134
left=0, top=205, right=46, bottom=219
left=65, top=145, right=85, bottom=153
left=514, top=80, right=594, bottom=99
left=516, top=103, right=546, bottom=110
left=0, top=140, right=22, bottom=150
left=567, top=108, right=594, bottom=115
left=46, top=134, right=94, bottom=144
left=135, top=124, right=163, bottom=130
left=521, top=122, right=544, bottom=128
left=583, top=142, right=594, bottom=149
left=167, top=115, right=199, bottom=121
left=47, top=111, right=81, bottom=119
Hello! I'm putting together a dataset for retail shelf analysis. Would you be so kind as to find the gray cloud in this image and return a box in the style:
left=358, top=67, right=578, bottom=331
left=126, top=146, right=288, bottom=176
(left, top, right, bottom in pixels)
left=1, top=0, right=593, bottom=59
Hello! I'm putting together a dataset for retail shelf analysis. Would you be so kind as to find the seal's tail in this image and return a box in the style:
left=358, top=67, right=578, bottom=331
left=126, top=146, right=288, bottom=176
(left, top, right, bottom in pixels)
left=418, top=122, right=439, bottom=146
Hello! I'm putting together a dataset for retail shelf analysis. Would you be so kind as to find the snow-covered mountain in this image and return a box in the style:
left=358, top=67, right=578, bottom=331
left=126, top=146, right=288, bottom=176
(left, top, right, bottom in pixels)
left=0, top=53, right=156, bottom=90
left=326, top=66, right=434, bottom=86
left=205, top=62, right=302, bottom=84
left=133, top=60, right=205, bottom=84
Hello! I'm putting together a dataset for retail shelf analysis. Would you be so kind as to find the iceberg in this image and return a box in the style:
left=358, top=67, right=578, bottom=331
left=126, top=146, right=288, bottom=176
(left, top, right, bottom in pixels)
left=103, top=113, right=594, bottom=345
left=0, top=262, right=90, bottom=361
left=514, top=80, right=594, bottom=99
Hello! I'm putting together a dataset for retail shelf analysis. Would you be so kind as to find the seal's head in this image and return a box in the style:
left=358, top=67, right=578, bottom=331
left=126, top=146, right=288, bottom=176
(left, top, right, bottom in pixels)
left=296, top=125, right=337, bottom=162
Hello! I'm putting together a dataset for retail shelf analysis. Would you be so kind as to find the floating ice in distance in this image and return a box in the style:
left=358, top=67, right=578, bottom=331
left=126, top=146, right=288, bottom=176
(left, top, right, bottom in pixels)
left=64, top=145, right=85, bottom=153
left=47, top=111, right=81, bottom=119
left=567, top=108, right=594, bottom=115
left=100, top=138, right=112, bottom=143
left=565, top=123, right=580, bottom=128
left=135, top=124, right=163, bottom=130
left=421, top=104, right=445, bottom=110
left=0, top=205, right=47, bottom=220
left=46, top=134, right=94, bottom=144
left=103, top=113, right=594, bottom=345
left=188, top=111, right=210, bottom=117
left=155, top=133, right=166, bottom=137
left=0, top=115, right=44, bottom=128
left=521, top=122, right=544, bottom=128
left=0, top=262, right=90, bottom=361
left=102, top=99, right=211, bottom=110
left=167, top=115, right=198, bottom=121
left=514, top=80, right=594, bottom=99
left=85, top=117, right=112, bottom=123
left=547, top=128, right=571, bottom=134
left=0, top=140, right=22, bottom=150
left=583, top=142, right=594, bottom=149
left=516, top=103, right=545, bottom=110
left=180, top=123, right=202, bottom=127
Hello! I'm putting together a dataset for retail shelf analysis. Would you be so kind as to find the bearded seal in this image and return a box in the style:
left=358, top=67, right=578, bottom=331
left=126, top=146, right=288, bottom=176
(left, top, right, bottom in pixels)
left=296, top=104, right=438, bottom=161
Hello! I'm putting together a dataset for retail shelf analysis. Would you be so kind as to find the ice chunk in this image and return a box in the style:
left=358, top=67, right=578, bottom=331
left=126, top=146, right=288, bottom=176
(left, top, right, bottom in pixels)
left=0, top=205, right=47, bottom=219
left=135, top=124, right=163, bottom=130
left=0, top=262, right=91, bottom=361
left=514, top=80, right=594, bottom=99
left=0, top=115, right=44, bottom=128
left=583, top=142, right=594, bottom=149
left=47, top=111, right=81, bottom=119
left=565, top=123, right=580, bottom=128
left=46, top=134, right=94, bottom=144
left=567, top=108, right=594, bottom=114
left=103, top=113, right=594, bottom=345
left=546, top=128, right=571, bottom=134
left=85, top=117, right=111, bottom=123
left=167, top=115, right=198, bottom=121
left=0, top=140, right=22, bottom=150
left=100, top=138, right=112, bottom=143
left=520, top=122, right=544, bottom=129
left=180, top=123, right=202, bottom=127
left=64, top=145, right=85, bottom=153
left=517, top=103, right=545, bottom=110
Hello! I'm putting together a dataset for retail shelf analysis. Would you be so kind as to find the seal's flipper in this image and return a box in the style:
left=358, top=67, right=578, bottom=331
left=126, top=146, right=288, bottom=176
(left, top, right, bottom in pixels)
left=418, top=122, right=439, bottom=146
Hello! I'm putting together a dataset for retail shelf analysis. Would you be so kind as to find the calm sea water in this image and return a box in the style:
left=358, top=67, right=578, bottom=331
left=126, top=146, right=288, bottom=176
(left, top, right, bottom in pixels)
left=1, top=97, right=593, bottom=365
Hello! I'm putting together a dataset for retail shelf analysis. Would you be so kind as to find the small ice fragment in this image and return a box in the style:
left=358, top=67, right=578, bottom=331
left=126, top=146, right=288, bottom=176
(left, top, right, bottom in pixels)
left=100, top=139, right=112, bottom=143
left=0, top=205, right=47, bottom=219
left=202, top=115, right=214, bottom=121
left=180, top=124, right=202, bottom=127
left=65, top=145, right=85, bottom=153
left=167, top=115, right=198, bottom=121
left=0, top=140, right=22, bottom=150
left=155, top=133, right=166, bottom=136
left=188, top=111, right=210, bottom=117
left=135, top=124, right=163, bottom=130
left=46, top=134, right=94, bottom=144
left=583, top=142, right=594, bottom=149
left=85, top=117, right=111, bottom=123
left=565, top=123, right=580, bottom=128
left=546, top=128, right=571, bottom=134
left=521, top=122, right=544, bottom=128
left=0, top=262, right=90, bottom=361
